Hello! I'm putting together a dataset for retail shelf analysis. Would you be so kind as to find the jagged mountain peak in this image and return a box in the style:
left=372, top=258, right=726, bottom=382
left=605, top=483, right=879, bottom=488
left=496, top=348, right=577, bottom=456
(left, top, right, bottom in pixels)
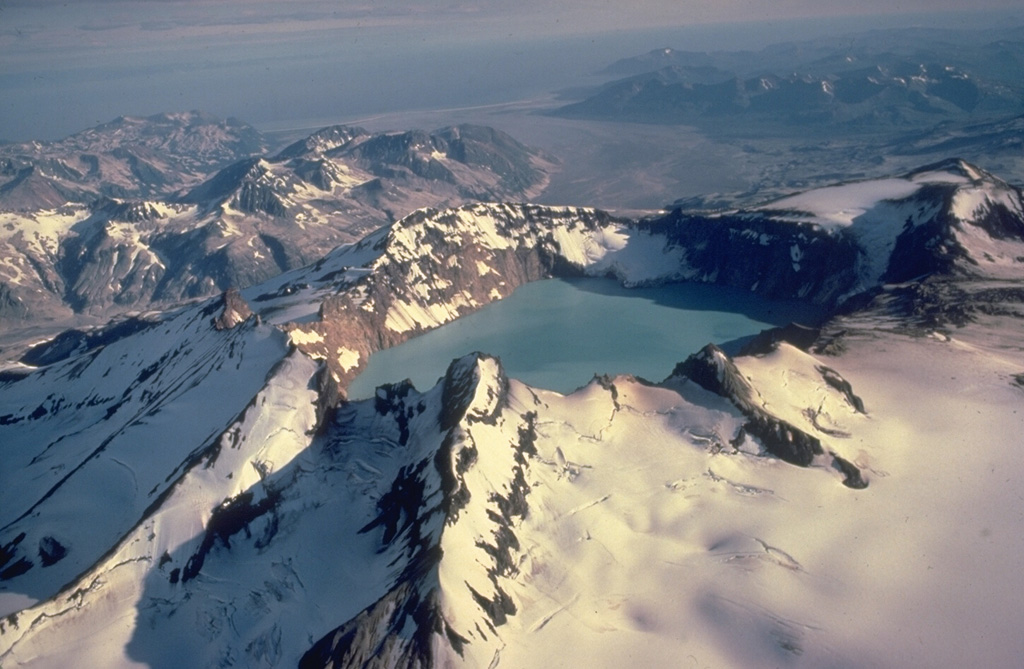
left=670, top=343, right=753, bottom=406
left=177, top=122, right=554, bottom=221
left=303, top=340, right=877, bottom=667
left=0, top=117, right=556, bottom=328
left=90, top=196, right=167, bottom=223
left=274, top=124, right=369, bottom=160
left=178, top=156, right=289, bottom=217
left=892, top=159, right=1024, bottom=278
left=0, top=111, right=269, bottom=215
left=213, top=287, right=255, bottom=330
left=440, top=353, right=508, bottom=431
left=906, top=157, right=991, bottom=182
left=4, top=158, right=1024, bottom=665
left=300, top=351, right=531, bottom=668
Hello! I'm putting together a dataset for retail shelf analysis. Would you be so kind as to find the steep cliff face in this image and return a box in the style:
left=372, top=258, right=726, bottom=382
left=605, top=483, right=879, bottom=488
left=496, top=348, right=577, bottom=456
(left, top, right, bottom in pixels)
left=644, top=210, right=863, bottom=305
left=643, top=159, right=1024, bottom=317
left=0, top=120, right=553, bottom=331
left=274, top=203, right=683, bottom=390
left=3, top=160, right=1024, bottom=667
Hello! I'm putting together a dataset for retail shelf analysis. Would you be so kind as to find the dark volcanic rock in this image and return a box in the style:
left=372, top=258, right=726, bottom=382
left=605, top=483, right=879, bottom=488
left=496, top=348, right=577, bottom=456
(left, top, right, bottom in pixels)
left=643, top=210, right=862, bottom=307
left=180, top=488, right=282, bottom=583
left=212, top=288, right=254, bottom=330
left=300, top=582, right=451, bottom=669
left=741, top=322, right=822, bottom=355
left=818, top=365, right=866, bottom=414
left=832, top=453, right=869, bottom=489
left=670, top=345, right=823, bottom=468
left=37, top=536, right=68, bottom=567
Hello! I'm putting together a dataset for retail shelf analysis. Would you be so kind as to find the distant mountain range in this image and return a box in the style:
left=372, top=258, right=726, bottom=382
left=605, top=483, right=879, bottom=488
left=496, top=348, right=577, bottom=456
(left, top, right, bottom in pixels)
left=556, top=27, right=1024, bottom=129
left=5, top=21, right=1024, bottom=665
left=0, top=111, right=267, bottom=209
left=0, top=114, right=552, bottom=332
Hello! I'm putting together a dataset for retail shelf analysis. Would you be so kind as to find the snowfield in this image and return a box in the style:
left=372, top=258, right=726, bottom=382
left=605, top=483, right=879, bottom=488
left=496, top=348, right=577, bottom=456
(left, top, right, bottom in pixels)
left=2, top=159, right=1024, bottom=667
left=3, top=322, right=1023, bottom=667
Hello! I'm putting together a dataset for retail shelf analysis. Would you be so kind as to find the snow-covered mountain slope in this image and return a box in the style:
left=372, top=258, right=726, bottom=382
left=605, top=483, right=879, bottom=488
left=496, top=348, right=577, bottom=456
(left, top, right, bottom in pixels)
left=645, top=158, right=1024, bottom=305
left=0, top=200, right=681, bottom=622
left=182, top=124, right=551, bottom=234
left=0, top=112, right=267, bottom=209
left=0, top=345, right=868, bottom=666
left=4, top=330, right=1024, bottom=667
left=252, top=160, right=1024, bottom=388
left=754, top=159, right=1024, bottom=283
left=0, top=121, right=552, bottom=333
left=2, top=159, right=1024, bottom=666
left=0, top=293, right=292, bottom=610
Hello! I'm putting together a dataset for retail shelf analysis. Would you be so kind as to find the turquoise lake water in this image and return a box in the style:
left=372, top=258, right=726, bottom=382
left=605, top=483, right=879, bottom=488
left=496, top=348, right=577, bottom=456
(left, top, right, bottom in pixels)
left=346, top=278, right=823, bottom=399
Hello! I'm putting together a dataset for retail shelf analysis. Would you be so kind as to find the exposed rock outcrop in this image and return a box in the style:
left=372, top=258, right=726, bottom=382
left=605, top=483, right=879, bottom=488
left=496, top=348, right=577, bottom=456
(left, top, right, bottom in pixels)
left=303, top=353, right=529, bottom=668
left=669, top=344, right=868, bottom=489
left=212, top=287, right=254, bottom=330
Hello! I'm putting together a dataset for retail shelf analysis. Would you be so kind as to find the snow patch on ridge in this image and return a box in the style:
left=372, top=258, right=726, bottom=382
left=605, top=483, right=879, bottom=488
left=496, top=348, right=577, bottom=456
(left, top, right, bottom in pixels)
left=0, top=351, right=323, bottom=667
left=0, top=299, right=290, bottom=610
left=757, top=178, right=924, bottom=230
left=289, top=329, right=324, bottom=346
left=337, top=347, right=360, bottom=372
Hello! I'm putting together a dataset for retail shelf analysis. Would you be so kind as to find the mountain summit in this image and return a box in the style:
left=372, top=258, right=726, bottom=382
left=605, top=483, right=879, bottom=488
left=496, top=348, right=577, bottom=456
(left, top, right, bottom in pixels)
left=0, top=118, right=552, bottom=334
left=2, top=159, right=1024, bottom=666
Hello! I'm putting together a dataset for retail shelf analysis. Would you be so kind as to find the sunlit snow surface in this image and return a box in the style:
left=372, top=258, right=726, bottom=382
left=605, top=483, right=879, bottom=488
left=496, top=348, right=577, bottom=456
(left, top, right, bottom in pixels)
left=3, top=163, right=1024, bottom=666
left=3, top=325, right=1024, bottom=667
left=755, top=166, right=971, bottom=229
left=753, top=161, right=1024, bottom=291
left=0, top=302, right=290, bottom=618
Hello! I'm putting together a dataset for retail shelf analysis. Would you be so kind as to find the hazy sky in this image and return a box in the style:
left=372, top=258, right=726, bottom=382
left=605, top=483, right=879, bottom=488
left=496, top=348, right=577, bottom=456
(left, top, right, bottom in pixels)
left=2, top=1, right=1022, bottom=140
left=5, top=1, right=1023, bottom=33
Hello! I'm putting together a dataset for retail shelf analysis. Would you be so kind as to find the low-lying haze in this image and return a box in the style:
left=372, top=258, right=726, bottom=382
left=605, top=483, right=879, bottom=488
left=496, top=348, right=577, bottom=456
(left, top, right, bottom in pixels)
left=2, top=1, right=1022, bottom=141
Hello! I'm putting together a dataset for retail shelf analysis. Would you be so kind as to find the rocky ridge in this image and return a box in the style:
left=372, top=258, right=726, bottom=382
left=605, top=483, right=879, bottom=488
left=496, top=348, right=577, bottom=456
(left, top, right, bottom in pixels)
left=0, top=111, right=267, bottom=209
left=260, top=160, right=1024, bottom=390
left=561, top=31, right=1024, bottom=129
left=1, top=159, right=1023, bottom=666
left=0, top=117, right=552, bottom=336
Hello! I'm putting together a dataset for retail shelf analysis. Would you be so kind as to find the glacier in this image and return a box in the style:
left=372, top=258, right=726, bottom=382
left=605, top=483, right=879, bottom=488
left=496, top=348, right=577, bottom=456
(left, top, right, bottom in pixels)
left=2, top=159, right=1024, bottom=667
